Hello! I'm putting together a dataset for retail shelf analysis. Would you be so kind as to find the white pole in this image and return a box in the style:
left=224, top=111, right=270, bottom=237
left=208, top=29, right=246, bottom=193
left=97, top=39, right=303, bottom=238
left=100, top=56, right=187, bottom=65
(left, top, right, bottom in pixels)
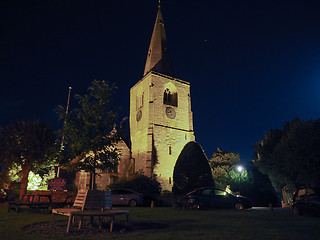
left=57, top=86, right=72, bottom=178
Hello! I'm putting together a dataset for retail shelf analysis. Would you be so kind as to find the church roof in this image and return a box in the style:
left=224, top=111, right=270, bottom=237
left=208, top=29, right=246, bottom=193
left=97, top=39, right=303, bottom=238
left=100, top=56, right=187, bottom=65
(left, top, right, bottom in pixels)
left=143, top=4, right=174, bottom=77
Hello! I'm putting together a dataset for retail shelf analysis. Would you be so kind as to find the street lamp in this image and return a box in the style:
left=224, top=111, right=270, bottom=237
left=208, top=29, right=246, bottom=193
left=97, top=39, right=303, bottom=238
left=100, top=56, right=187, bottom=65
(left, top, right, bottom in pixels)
left=236, top=165, right=244, bottom=173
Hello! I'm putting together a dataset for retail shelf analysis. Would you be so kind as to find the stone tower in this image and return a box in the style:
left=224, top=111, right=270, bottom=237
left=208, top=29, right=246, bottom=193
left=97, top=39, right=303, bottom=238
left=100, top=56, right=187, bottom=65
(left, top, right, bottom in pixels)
left=130, top=4, right=195, bottom=191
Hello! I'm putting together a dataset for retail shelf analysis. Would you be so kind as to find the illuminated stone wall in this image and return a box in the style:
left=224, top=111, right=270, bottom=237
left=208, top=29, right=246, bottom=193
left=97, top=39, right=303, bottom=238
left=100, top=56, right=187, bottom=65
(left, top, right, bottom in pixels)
left=75, top=138, right=132, bottom=191
left=130, top=71, right=195, bottom=191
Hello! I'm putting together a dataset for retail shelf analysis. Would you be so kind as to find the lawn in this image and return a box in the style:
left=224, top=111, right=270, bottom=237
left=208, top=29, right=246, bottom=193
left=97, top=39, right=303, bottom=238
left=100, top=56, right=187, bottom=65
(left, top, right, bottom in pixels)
left=1, top=203, right=320, bottom=240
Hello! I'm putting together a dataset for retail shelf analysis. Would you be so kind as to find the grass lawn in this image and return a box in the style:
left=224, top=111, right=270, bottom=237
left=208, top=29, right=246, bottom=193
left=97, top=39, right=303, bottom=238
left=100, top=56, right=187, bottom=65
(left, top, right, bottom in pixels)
left=1, top=203, right=320, bottom=240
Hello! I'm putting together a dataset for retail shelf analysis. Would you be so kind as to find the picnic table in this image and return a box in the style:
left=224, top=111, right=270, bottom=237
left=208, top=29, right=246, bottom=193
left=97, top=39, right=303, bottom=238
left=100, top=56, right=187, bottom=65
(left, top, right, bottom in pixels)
left=8, top=192, right=74, bottom=212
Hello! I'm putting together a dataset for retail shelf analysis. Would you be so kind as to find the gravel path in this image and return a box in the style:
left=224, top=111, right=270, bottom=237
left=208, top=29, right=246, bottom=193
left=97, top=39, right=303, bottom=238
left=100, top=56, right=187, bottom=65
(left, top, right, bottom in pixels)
left=22, top=220, right=167, bottom=237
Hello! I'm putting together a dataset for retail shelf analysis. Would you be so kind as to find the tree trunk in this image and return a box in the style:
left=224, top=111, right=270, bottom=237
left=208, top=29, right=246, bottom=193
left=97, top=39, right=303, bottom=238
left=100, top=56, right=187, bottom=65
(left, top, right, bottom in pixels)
left=90, top=169, right=96, bottom=190
left=20, top=165, right=31, bottom=200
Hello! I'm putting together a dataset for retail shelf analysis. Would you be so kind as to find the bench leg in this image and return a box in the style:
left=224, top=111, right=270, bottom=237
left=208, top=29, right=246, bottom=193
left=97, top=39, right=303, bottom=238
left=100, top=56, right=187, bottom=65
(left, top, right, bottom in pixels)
left=110, top=215, right=115, bottom=232
left=98, top=216, right=102, bottom=230
left=78, top=216, right=83, bottom=230
left=67, top=214, right=73, bottom=233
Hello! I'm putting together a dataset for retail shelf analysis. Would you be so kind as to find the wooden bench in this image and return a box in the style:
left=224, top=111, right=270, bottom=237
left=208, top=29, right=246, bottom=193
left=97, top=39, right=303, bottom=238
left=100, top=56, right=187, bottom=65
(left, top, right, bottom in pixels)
left=66, top=209, right=129, bottom=233
left=51, top=190, right=88, bottom=216
left=52, top=190, right=129, bottom=233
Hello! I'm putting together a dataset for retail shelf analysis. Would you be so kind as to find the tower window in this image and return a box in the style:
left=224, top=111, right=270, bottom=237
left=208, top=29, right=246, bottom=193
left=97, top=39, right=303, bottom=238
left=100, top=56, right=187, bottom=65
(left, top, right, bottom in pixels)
left=164, top=88, right=177, bottom=107
left=169, top=146, right=172, bottom=155
left=136, top=92, right=144, bottom=110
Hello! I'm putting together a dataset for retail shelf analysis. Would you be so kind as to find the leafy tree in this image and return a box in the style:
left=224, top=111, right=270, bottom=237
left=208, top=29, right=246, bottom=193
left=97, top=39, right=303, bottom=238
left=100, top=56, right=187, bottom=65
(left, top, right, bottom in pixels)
left=253, top=118, right=320, bottom=193
left=209, top=148, right=246, bottom=189
left=56, top=80, right=120, bottom=190
left=0, top=121, right=56, bottom=199
left=209, top=148, right=279, bottom=205
left=173, top=141, right=214, bottom=194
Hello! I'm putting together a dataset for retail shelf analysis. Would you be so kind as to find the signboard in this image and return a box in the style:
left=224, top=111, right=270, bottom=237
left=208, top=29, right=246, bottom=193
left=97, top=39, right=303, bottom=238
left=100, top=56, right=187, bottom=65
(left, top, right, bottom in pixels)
left=104, top=190, right=112, bottom=208
left=48, top=177, right=67, bottom=191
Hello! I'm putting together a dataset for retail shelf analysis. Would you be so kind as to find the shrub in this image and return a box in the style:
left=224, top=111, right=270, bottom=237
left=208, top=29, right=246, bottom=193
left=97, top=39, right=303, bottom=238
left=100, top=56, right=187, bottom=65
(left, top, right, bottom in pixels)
left=173, top=141, right=214, bottom=194
left=109, top=175, right=161, bottom=198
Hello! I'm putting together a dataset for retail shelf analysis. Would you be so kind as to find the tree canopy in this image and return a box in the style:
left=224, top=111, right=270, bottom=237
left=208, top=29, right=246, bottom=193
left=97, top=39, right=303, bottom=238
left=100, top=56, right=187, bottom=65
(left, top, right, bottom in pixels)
left=173, top=141, right=214, bottom=194
left=56, top=80, right=120, bottom=189
left=253, top=118, right=320, bottom=192
left=209, top=148, right=245, bottom=188
left=0, top=120, right=56, bottom=199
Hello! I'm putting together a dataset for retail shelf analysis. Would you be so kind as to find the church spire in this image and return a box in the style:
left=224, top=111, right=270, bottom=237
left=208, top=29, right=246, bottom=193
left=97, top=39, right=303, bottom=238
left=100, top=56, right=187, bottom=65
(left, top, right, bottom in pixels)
left=143, top=2, right=174, bottom=77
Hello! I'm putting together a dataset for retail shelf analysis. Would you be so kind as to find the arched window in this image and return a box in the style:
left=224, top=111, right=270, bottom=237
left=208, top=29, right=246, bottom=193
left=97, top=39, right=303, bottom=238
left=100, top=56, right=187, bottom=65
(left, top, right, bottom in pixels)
left=136, top=92, right=144, bottom=110
left=163, top=83, right=178, bottom=107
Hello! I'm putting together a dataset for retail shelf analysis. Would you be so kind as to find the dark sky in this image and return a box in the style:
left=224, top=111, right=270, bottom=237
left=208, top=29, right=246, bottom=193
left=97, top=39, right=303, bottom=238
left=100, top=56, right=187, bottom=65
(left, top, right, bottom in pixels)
left=1, top=0, right=320, bottom=162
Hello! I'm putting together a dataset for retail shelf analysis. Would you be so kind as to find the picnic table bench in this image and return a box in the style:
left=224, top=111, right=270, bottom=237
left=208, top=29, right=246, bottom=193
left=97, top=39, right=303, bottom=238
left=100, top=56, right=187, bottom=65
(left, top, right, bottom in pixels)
left=8, top=193, right=52, bottom=212
left=8, top=192, right=74, bottom=212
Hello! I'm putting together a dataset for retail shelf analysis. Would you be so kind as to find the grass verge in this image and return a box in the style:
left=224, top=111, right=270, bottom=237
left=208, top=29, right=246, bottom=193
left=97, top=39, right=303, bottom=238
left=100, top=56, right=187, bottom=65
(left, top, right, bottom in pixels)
left=1, top=203, right=320, bottom=240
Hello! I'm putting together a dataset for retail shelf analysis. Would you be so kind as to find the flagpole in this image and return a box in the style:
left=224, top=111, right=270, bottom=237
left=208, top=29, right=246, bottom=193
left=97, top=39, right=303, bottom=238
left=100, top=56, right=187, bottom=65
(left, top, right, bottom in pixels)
left=57, top=86, right=72, bottom=178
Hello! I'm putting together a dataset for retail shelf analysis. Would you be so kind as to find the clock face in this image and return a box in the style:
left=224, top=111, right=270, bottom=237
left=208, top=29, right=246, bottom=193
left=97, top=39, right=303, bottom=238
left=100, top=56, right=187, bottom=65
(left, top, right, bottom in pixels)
left=166, top=107, right=176, bottom=119
left=136, top=110, right=142, bottom=122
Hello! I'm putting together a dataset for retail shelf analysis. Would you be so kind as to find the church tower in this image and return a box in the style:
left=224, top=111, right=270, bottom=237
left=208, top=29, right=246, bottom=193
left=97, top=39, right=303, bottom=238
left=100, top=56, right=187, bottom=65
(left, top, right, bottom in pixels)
left=130, top=3, right=195, bottom=191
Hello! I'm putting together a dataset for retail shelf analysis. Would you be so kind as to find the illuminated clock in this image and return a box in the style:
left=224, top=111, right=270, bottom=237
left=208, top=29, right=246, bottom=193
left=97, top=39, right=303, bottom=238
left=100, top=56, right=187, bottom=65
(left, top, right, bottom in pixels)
left=166, top=107, right=176, bottom=119
left=136, top=110, right=142, bottom=122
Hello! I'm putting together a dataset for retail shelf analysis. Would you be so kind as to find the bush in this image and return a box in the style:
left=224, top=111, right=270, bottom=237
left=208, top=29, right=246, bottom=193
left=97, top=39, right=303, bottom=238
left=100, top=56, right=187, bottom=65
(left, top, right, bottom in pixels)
left=109, top=175, right=161, bottom=198
left=173, top=141, right=214, bottom=194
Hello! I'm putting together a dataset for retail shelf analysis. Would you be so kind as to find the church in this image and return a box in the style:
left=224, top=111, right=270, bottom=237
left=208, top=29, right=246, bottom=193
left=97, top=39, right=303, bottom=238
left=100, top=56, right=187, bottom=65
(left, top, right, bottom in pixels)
left=130, top=4, right=195, bottom=191
left=76, top=4, right=195, bottom=192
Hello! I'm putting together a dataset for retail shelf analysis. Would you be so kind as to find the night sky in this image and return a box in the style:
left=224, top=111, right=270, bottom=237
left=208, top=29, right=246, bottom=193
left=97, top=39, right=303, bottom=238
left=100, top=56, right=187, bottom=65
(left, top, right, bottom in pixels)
left=1, top=0, right=320, bottom=163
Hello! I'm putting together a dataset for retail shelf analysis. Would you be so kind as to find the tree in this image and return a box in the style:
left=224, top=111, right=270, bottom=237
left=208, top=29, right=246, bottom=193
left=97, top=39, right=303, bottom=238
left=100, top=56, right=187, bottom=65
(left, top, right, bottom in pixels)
left=253, top=118, right=320, bottom=193
left=209, top=148, right=279, bottom=205
left=209, top=148, right=246, bottom=189
left=0, top=120, right=56, bottom=199
left=173, top=141, right=214, bottom=194
left=56, top=80, right=120, bottom=190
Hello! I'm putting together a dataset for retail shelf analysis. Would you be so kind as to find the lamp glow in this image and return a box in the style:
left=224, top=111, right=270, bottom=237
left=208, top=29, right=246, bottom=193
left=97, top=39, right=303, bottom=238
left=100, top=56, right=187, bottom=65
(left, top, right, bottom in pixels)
left=236, top=165, right=244, bottom=173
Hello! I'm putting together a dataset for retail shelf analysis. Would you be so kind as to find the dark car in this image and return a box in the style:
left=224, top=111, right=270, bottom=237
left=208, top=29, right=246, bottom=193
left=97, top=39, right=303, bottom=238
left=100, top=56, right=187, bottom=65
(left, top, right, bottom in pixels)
left=292, top=187, right=320, bottom=217
left=186, top=187, right=252, bottom=210
left=111, top=188, right=143, bottom=207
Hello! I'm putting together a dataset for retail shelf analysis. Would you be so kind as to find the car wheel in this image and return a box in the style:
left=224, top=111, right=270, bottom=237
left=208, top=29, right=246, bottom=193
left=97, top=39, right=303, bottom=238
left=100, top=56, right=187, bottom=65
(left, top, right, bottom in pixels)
left=234, top=203, right=245, bottom=210
left=128, top=199, right=137, bottom=207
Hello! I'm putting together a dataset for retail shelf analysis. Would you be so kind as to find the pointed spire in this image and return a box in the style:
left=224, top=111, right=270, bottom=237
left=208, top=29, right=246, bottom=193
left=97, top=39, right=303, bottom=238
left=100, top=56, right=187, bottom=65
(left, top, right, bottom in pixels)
left=143, top=2, right=174, bottom=77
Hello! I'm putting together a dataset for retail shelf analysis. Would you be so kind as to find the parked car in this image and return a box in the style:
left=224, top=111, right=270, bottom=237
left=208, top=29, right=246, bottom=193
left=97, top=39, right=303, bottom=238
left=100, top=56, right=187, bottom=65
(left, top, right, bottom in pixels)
left=111, top=188, right=143, bottom=207
left=292, top=187, right=320, bottom=217
left=186, top=187, right=252, bottom=210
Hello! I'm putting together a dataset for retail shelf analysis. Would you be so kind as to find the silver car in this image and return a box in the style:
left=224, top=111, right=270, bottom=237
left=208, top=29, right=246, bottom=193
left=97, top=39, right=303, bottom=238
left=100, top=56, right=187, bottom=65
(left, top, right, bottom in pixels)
left=111, top=188, right=143, bottom=207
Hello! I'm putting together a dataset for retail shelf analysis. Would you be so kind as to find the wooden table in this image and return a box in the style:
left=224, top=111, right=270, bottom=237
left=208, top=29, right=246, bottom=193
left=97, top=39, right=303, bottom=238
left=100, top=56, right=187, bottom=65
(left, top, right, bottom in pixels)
left=23, top=194, right=52, bottom=203
left=8, top=194, right=52, bottom=212
left=65, top=209, right=129, bottom=233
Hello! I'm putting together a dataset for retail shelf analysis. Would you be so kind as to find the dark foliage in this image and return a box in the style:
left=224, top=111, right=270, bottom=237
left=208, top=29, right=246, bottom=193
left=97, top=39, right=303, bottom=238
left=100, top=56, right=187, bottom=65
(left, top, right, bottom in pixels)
left=109, top=175, right=161, bottom=198
left=173, top=141, right=214, bottom=194
left=235, top=164, right=280, bottom=206
left=0, top=120, right=56, bottom=199
left=56, top=80, right=120, bottom=189
left=253, top=118, right=320, bottom=192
